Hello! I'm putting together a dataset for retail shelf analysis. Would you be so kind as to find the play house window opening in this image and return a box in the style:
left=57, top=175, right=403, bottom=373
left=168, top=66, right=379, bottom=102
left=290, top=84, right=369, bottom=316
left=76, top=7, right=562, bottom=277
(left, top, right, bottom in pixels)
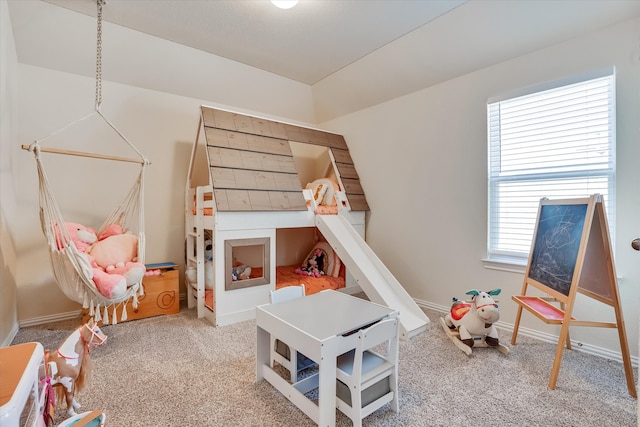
left=224, top=237, right=271, bottom=291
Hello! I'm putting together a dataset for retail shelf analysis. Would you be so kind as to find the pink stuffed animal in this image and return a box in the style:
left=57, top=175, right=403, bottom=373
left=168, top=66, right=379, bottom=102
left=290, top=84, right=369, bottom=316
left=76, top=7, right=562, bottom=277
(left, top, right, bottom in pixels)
left=88, top=224, right=146, bottom=287
left=57, top=222, right=127, bottom=299
left=58, top=222, right=146, bottom=299
left=86, top=224, right=146, bottom=287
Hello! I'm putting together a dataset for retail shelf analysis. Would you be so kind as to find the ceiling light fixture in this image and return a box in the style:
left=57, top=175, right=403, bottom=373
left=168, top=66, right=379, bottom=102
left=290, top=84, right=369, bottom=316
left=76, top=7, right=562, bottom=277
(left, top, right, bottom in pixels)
left=271, top=1, right=298, bottom=10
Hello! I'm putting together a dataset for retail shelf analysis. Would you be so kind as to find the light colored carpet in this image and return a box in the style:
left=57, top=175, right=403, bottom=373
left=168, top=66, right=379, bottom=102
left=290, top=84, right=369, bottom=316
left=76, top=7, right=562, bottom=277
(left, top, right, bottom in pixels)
left=11, top=302, right=638, bottom=426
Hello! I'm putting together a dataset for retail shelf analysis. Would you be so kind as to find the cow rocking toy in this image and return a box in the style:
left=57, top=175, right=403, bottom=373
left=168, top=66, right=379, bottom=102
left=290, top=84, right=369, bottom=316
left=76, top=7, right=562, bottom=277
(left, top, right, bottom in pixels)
left=439, top=289, right=509, bottom=356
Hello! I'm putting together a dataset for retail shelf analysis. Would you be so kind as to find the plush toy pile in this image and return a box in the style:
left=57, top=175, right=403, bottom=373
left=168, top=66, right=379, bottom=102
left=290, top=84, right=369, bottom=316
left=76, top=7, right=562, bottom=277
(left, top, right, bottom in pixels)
left=295, top=241, right=342, bottom=278
left=56, top=222, right=146, bottom=299
left=296, top=248, right=326, bottom=277
left=231, top=257, right=251, bottom=281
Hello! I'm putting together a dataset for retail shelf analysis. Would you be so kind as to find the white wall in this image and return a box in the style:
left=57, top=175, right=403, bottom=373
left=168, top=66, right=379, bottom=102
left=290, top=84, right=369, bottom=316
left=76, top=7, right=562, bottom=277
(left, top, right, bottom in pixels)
left=322, top=18, right=640, bottom=359
left=0, top=0, right=19, bottom=345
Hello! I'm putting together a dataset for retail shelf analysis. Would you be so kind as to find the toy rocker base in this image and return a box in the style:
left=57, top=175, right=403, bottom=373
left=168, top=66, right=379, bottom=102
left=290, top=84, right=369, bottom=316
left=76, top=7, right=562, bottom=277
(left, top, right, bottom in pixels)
left=57, top=409, right=106, bottom=427
left=439, top=317, right=510, bottom=356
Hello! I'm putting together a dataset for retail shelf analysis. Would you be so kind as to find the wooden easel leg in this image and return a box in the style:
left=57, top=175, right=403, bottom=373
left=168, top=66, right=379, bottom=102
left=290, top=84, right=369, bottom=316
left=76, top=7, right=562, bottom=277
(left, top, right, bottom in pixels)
left=512, top=282, right=530, bottom=346
left=511, top=305, right=524, bottom=345
left=559, top=302, right=571, bottom=350
left=619, top=341, right=637, bottom=398
left=548, top=323, right=570, bottom=390
left=615, top=314, right=637, bottom=398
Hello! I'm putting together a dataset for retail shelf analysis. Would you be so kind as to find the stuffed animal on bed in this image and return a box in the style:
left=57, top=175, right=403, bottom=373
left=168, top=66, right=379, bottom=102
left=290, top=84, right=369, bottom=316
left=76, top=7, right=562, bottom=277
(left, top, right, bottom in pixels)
left=295, top=241, right=341, bottom=278
left=184, top=238, right=214, bottom=288
left=295, top=248, right=326, bottom=277
left=185, top=238, right=214, bottom=288
left=185, top=263, right=213, bottom=289
left=204, top=238, right=214, bottom=287
left=204, top=238, right=213, bottom=261
left=305, top=178, right=338, bottom=207
left=231, top=257, right=251, bottom=281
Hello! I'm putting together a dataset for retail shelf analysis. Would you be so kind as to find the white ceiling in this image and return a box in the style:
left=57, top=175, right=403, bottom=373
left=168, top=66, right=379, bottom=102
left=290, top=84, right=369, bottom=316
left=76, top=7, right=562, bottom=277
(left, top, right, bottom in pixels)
left=41, top=0, right=468, bottom=85
left=8, top=0, right=640, bottom=122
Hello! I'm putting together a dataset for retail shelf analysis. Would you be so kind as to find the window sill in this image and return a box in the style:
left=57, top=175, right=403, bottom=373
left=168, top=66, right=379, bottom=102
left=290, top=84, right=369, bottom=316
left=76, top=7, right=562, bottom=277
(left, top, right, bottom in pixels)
left=482, top=258, right=527, bottom=274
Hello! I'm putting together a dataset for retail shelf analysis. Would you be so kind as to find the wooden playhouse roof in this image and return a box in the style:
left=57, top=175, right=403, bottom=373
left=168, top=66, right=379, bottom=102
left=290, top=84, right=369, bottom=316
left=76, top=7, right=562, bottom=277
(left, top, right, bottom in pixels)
left=199, top=106, right=369, bottom=212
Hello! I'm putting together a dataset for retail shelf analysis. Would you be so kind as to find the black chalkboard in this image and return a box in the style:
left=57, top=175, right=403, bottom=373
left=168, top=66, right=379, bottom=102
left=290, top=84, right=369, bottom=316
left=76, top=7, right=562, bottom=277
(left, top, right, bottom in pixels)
left=528, top=202, right=588, bottom=296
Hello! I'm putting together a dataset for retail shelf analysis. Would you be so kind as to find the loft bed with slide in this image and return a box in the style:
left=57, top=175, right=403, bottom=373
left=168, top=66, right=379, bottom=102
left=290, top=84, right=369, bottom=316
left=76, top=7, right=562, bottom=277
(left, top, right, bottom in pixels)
left=185, top=106, right=429, bottom=338
left=184, top=106, right=367, bottom=327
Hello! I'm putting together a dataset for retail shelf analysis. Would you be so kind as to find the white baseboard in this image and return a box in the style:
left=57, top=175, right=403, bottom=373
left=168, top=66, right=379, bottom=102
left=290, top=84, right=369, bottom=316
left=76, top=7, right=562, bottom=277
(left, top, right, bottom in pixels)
left=216, top=308, right=255, bottom=327
left=414, top=298, right=639, bottom=369
left=19, top=310, right=83, bottom=328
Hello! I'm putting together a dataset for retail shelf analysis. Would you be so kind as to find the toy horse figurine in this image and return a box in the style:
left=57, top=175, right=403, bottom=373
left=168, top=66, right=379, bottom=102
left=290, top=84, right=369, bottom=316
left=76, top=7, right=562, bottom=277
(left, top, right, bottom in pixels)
left=47, top=319, right=107, bottom=416
left=440, top=289, right=509, bottom=356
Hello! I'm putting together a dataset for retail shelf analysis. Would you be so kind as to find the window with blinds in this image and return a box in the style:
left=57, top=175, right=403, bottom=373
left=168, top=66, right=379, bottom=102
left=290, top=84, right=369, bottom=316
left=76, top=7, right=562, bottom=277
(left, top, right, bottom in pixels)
left=487, top=70, right=615, bottom=264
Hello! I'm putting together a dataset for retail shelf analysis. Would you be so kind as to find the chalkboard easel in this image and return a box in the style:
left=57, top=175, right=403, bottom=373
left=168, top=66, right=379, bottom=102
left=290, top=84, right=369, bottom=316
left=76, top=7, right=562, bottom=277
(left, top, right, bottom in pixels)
left=511, top=194, right=636, bottom=397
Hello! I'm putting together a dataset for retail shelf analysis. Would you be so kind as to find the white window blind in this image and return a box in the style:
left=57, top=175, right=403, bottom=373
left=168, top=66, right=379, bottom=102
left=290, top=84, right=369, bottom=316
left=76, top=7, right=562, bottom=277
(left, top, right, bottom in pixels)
left=487, top=71, right=615, bottom=264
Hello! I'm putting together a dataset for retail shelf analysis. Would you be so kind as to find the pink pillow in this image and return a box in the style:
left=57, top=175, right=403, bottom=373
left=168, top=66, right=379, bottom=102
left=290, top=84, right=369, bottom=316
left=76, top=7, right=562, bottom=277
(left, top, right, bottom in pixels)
left=331, top=250, right=342, bottom=278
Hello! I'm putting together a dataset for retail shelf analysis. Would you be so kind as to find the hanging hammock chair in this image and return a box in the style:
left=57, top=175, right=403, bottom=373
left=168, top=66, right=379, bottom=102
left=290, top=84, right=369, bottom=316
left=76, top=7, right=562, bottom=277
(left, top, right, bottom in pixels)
left=22, top=0, right=150, bottom=324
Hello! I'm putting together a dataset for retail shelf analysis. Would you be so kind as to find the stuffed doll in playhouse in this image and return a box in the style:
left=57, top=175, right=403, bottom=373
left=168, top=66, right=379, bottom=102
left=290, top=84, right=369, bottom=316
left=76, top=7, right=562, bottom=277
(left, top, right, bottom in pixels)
left=231, top=257, right=251, bottom=281
left=58, top=222, right=146, bottom=299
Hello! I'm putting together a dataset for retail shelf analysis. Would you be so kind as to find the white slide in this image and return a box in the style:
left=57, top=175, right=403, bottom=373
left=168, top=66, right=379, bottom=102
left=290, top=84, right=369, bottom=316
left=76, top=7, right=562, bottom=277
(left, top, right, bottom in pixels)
left=316, top=215, right=430, bottom=339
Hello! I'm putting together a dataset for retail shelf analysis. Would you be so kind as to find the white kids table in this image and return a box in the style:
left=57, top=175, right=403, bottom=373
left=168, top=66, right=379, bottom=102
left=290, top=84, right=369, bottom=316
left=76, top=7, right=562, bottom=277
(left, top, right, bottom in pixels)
left=256, top=290, right=398, bottom=426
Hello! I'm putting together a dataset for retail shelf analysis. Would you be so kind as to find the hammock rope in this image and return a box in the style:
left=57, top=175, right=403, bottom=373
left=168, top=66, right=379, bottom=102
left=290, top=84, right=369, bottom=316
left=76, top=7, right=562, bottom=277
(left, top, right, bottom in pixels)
left=28, top=0, right=149, bottom=167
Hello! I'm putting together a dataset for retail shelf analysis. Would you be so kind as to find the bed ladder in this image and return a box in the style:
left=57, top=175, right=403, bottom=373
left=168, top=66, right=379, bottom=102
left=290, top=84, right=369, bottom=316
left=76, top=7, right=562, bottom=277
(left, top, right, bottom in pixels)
left=185, top=186, right=208, bottom=318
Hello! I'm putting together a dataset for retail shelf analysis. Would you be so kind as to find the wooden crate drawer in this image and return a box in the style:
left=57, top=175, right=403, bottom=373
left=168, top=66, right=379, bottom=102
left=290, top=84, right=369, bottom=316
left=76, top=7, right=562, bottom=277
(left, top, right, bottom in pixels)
left=83, top=268, right=179, bottom=324
left=136, top=269, right=180, bottom=318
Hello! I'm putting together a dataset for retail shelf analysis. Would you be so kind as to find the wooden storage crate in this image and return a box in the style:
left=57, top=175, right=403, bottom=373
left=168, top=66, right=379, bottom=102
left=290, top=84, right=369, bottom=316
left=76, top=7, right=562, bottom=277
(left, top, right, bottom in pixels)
left=83, top=263, right=179, bottom=325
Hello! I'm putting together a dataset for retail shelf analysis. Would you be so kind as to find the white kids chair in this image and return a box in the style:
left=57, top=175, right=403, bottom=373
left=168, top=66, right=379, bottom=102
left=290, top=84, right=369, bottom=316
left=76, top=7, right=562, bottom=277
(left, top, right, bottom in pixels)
left=335, top=318, right=399, bottom=427
left=269, top=284, right=316, bottom=382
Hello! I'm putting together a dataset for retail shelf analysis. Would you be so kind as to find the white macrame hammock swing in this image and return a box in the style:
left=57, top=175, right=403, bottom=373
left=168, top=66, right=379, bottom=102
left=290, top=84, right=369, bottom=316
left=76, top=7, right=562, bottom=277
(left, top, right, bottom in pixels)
left=24, top=0, right=150, bottom=325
